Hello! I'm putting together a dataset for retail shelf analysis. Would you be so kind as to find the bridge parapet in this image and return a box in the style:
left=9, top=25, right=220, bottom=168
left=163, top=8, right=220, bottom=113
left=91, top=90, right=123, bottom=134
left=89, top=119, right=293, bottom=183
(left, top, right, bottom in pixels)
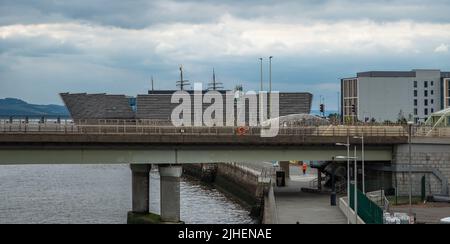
left=0, top=120, right=407, bottom=136
left=1, top=119, right=449, bottom=141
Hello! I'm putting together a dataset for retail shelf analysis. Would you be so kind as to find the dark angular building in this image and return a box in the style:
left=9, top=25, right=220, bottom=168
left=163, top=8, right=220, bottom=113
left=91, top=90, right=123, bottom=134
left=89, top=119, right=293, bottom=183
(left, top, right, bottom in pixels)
left=60, top=90, right=313, bottom=124
left=60, top=93, right=135, bottom=120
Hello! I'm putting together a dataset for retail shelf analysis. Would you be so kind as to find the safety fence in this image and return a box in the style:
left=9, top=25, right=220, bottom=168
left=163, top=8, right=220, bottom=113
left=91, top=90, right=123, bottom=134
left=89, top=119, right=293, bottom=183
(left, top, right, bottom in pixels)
left=349, top=183, right=384, bottom=224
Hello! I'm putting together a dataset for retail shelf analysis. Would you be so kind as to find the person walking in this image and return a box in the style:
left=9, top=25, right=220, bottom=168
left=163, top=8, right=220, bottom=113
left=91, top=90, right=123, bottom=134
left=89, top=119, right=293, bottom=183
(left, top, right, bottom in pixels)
left=302, top=162, right=307, bottom=175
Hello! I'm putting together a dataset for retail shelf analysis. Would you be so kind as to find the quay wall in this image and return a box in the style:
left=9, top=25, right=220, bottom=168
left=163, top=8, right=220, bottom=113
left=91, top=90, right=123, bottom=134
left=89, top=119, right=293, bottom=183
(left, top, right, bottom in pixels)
left=183, top=163, right=265, bottom=219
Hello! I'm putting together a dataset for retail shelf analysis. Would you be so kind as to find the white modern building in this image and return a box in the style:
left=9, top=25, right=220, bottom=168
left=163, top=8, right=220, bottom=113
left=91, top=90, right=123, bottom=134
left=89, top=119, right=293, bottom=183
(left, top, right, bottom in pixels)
left=341, top=69, right=450, bottom=123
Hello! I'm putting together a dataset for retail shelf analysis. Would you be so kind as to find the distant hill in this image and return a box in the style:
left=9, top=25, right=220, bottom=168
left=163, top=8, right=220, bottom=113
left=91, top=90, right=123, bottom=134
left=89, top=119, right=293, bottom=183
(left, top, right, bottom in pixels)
left=0, top=98, right=69, bottom=118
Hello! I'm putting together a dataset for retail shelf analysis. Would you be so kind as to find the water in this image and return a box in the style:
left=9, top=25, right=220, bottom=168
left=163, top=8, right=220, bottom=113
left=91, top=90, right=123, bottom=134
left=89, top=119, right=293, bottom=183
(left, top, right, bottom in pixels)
left=0, top=164, right=255, bottom=224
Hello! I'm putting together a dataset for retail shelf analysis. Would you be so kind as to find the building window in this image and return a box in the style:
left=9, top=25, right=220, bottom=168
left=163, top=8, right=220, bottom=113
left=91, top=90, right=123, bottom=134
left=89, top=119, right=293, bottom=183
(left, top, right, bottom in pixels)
left=414, top=108, right=418, bottom=115
left=342, top=79, right=358, bottom=119
left=431, top=81, right=434, bottom=86
left=414, top=81, right=418, bottom=88
left=431, top=90, right=434, bottom=95
left=424, top=99, right=428, bottom=106
left=431, top=108, right=434, bottom=113
left=414, top=90, right=418, bottom=97
left=424, top=81, right=428, bottom=88
left=424, top=108, right=428, bottom=115
left=431, top=99, right=434, bottom=104
left=414, top=99, right=417, bottom=106
left=424, top=90, right=428, bottom=97
left=415, top=117, right=419, bottom=123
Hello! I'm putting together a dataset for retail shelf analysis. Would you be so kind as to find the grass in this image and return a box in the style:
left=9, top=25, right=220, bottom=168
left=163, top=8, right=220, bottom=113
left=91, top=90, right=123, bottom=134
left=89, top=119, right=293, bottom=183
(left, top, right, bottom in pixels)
left=127, top=212, right=185, bottom=224
left=127, top=212, right=162, bottom=224
left=387, top=196, right=424, bottom=206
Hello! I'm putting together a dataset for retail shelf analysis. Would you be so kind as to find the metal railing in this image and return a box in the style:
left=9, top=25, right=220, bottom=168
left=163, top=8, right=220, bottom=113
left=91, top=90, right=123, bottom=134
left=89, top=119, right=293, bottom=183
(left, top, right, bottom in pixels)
left=366, top=190, right=390, bottom=212
left=1, top=119, right=449, bottom=138
left=336, top=181, right=347, bottom=194
left=413, top=126, right=450, bottom=137
left=259, top=166, right=278, bottom=184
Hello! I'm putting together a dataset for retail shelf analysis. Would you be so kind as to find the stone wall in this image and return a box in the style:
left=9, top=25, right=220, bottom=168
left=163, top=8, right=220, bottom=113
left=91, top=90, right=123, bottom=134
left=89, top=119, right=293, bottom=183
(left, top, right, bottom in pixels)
left=214, top=163, right=260, bottom=206
left=183, top=163, right=217, bottom=182
left=393, top=144, right=450, bottom=196
left=183, top=163, right=264, bottom=218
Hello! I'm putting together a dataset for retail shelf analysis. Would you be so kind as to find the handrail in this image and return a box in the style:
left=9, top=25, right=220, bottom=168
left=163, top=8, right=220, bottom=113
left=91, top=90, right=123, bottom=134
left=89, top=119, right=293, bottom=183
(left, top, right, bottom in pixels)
left=1, top=119, right=450, bottom=137
left=366, top=190, right=390, bottom=211
left=0, top=125, right=410, bottom=136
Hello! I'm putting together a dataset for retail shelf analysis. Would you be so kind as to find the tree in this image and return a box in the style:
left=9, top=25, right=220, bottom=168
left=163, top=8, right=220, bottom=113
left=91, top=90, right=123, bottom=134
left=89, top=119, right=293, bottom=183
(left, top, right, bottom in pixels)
left=328, top=113, right=339, bottom=124
left=397, top=110, right=407, bottom=124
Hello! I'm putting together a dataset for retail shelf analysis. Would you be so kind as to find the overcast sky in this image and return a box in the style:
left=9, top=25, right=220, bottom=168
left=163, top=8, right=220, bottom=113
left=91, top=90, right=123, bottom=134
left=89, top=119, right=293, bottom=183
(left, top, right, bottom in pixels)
left=1, top=0, right=450, bottom=110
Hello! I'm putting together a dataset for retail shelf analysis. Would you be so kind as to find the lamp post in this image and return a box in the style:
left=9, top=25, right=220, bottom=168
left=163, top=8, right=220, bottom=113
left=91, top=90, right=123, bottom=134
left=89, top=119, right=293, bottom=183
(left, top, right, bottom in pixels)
left=407, top=121, right=414, bottom=215
left=269, top=56, right=273, bottom=93
left=354, top=134, right=365, bottom=193
left=336, top=135, right=351, bottom=224
left=336, top=154, right=358, bottom=224
left=269, top=56, right=273, bottom=117
left=259, top=57, right=263, bottom=91
left=354, top=145, right=358, bottom=224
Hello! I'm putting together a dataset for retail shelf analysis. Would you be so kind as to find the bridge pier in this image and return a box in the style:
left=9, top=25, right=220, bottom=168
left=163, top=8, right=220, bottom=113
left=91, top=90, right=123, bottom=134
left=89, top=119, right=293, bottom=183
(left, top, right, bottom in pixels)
left=128, top=164, right=160, bottom=224
left=159, top=164, right=183, bottom=223
left=131, top=164, right=151, bottom=213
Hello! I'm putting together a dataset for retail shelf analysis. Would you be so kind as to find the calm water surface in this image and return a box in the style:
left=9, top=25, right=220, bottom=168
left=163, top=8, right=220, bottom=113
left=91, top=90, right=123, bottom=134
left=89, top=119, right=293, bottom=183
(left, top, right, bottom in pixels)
left=0, top=164, right=256, bottom=224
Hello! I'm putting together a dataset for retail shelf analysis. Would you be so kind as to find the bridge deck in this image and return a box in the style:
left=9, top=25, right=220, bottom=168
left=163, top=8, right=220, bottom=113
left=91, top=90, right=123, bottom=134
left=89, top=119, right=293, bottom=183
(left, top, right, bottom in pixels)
left=0, top=123, right=412, bottom=146
left=2, top=123, right=449, bottom=165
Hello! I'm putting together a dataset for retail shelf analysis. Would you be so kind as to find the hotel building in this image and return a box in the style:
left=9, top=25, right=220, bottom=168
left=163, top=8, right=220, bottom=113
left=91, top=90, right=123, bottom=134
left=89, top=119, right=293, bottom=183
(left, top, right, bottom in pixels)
left=341, top=69, right=450, bottom=123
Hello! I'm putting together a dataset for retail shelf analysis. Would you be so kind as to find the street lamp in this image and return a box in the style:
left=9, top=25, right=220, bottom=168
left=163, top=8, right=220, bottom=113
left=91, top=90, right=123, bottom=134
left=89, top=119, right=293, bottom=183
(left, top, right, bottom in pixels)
left=336, top=135, right=351, bottom=224
left=353, top=145, right=358, bottom=224
left=336, top=154, right=358, bottom=224
left=269, top=56, right=273, bottom=93
left=407, top=121, right=414, bottom=215
left=354, top=134, right=365, bottom=193
left=268, top=56, right=273, bottom=118
left=336, top=141, right=359, bottom=224
left=259, top=57, right=263, bottom=91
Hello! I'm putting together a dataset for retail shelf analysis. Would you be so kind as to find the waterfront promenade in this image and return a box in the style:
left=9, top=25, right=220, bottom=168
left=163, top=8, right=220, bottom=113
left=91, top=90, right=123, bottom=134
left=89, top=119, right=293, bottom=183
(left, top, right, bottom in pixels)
left=242, top=162, right=346, bottom=224
left=274, top=166, right=346, bottom=224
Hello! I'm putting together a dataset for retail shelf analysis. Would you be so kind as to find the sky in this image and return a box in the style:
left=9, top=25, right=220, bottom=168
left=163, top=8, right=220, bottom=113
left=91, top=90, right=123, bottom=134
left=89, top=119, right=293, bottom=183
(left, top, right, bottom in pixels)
left=1, top=0, right=450, bottom=110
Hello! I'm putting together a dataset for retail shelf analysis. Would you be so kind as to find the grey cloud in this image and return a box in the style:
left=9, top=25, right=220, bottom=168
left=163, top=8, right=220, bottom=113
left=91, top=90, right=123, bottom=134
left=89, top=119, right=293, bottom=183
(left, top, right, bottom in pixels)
left=1, top=0, right=450, bottom=29
left=1, top=0, right=450, bottom=110
left=0, top=35, right=81, bottom=57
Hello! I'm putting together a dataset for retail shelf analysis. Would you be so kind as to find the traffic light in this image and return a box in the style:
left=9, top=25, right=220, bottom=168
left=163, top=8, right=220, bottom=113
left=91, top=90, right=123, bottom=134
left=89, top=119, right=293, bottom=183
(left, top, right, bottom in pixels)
left=320, top=104, right=325, bottom=113
left=351, top=104, right=356, bottom=114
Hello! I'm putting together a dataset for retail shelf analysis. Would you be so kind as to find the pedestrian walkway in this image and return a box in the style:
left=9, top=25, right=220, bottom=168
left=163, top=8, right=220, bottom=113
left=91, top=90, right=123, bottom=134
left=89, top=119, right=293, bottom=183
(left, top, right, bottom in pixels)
left=274, top=165, right=347, bottom=224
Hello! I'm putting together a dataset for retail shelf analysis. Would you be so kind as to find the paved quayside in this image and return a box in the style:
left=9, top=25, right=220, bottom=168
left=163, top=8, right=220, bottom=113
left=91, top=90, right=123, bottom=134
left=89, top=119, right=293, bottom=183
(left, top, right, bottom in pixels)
left=244, top=162, right=347, bottom=224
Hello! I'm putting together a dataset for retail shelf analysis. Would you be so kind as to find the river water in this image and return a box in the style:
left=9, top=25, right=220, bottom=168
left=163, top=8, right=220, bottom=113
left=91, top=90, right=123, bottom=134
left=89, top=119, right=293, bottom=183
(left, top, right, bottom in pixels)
left=0, top=164, right=256, bottom=224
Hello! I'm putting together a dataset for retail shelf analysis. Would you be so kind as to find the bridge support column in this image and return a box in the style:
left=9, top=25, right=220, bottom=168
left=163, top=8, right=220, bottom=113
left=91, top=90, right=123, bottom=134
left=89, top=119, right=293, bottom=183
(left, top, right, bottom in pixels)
left=280, top=161, right=290, bottom=179
left=159, top=164, right=183, bottom=223
left=130, top=164, right=151, bottom=213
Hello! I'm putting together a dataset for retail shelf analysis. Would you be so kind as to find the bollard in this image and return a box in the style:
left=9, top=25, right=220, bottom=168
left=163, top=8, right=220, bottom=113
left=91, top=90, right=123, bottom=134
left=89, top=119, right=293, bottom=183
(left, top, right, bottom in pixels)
left=330, top=192, right=337, bottom=206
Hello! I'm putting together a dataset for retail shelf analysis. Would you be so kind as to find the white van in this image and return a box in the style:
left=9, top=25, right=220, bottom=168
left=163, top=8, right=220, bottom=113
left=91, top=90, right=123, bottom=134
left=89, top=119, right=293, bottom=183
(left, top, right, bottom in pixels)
left=440, top=217, right=450, bottom=224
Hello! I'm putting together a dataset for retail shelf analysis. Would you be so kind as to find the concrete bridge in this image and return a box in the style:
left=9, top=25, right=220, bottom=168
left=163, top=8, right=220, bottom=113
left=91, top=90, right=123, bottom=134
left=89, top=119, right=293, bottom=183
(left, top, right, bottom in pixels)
left=1, top=120, right=449, bottom=223
left=0, top=122, right=410, bottom=164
